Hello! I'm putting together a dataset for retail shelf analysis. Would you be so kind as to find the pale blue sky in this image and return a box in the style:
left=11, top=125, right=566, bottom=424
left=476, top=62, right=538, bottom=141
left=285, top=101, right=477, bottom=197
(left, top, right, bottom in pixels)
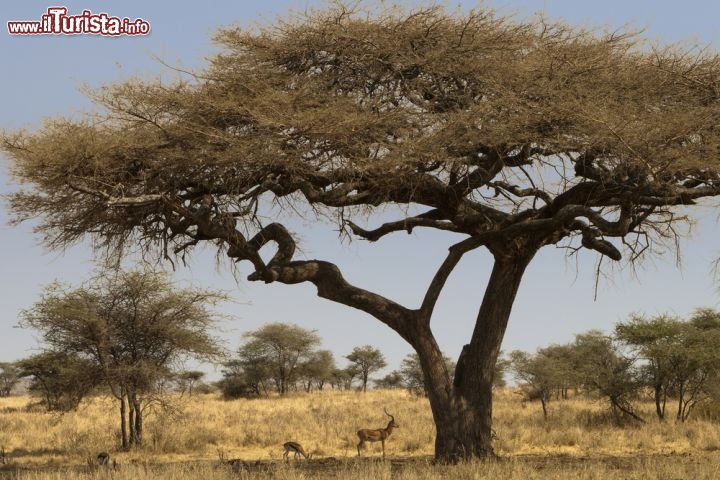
left=1, top=1, right=719, bottom=380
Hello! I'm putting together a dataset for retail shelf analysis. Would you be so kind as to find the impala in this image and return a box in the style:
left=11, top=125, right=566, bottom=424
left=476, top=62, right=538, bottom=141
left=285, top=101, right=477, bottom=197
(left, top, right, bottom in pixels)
left=357, top=408, right=399, bottom=458
left=282, top=441, right=311, bottom=460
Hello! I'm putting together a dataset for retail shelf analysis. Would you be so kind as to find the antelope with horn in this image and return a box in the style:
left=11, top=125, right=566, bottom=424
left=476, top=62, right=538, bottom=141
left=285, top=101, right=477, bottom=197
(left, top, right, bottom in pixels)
left=282, top=441, right=311, bottom=461
left=356, top=408, right=399, bottom=458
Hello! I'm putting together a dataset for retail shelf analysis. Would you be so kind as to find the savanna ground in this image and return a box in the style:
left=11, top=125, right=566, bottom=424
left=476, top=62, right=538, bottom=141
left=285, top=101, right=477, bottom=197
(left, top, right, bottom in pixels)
left=1, top=388, right=720, bottom=479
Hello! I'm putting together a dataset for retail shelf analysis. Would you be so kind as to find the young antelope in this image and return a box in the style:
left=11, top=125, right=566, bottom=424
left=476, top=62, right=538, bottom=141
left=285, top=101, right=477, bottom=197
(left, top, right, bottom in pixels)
left=283, top=441, right=311, bottom=460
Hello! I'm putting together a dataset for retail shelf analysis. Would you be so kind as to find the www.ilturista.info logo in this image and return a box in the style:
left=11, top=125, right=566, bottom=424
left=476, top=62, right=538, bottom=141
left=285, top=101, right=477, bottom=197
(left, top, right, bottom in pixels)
left=7, top=7, right=150, bottom=36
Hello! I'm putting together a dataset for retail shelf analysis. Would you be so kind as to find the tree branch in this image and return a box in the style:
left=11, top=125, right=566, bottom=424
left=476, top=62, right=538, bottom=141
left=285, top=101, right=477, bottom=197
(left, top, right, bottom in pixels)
left=68, top=180, right=164, bottom=207
left=490, top=181, right=552, bottom=205
left=573, top=221, right=623, bottom=261
left=346, top=211, right=466, bottom=241
left=418, top=238, right=483, bottom=322
left=248, top=259, right=417, bottom=341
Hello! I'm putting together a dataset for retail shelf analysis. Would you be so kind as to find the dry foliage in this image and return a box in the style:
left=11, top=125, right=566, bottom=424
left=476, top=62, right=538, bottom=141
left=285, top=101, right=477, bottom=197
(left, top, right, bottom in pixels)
left=5, top=4, right=720, bottom=266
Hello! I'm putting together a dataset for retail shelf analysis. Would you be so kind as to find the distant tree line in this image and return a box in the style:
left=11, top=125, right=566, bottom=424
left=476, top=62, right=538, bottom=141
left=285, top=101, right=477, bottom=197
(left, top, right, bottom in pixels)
left=18, top=271, right=718, bottom=430
left=217, top=321, right=510, bottom=399
left=8, top=265, right=720, bottom=459
left=508, top=308, right=720, bottom=424
left=6, top=315, right=510, bottom=405
left=218, top=322, right=395, bottom=398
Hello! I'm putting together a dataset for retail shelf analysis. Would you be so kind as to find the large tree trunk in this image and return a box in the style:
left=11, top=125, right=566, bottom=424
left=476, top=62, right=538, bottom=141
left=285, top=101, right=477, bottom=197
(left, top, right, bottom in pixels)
left=419, top=253, right=533, bottom=462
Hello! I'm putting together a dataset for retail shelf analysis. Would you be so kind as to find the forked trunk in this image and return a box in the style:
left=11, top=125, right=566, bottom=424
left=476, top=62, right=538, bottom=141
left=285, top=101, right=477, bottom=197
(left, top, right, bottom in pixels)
left=421, top=253, right=533, bottom=462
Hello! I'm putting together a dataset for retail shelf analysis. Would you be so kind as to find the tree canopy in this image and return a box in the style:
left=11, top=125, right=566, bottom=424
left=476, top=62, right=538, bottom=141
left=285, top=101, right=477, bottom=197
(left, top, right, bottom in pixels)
left=16, top=352, right=100, bottom=411
left=234, top=322, right=322, bottom=395
left=346, top=345, right=387, bottom=392
left=6, top=6, right=720, bottom=268
left=20, top=269, right=227, bottom=447
left=0, top=362, right=21, bottom=397
left=616, top=309, right=720, bottom=421
left=4, top=3, right=720, bottom=461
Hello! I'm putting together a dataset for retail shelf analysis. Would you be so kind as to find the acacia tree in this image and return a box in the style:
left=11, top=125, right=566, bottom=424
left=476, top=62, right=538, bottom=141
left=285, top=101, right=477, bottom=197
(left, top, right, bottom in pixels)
left=298, top=349, right=336, bottom=392
left=16, top=352, right=101, bottom=411
left=509, top=350, right=558, bottom=420
left=0, top=362, right=21, bottom=397
left=536, top=344, right=577, bottom=400
left=237, top=323, right=321, bottom=394
left=671, top=310, right=720, bottom=421
left=571, top=331, right=644, bottom=424
left=330, top=366, right=359, bottom=390
left=346, top=345, right=387, bottom=392
left=615, top=310, right=720, bottom=422
left=4, top=5, right=720, bottom=461
left=174, top=370, right=206, bottom=395
left=398, top=352, right=456, bottom=396
left=20, top=270, right=226, bottom=448
left=375, top=371, right=404, bottom=389
left=615, top=314, right=684, bottom=420
left=219, top=358, right=270, bottom=398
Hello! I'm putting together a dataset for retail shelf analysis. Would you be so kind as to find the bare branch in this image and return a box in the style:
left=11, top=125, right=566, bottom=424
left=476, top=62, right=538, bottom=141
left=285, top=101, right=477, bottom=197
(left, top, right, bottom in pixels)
left=489, top=181, right=552, bottom=205
left=346, top=211, right=466, bottom=242
left=248, top=259, right=417, bottom=341
left=419, top=237, right=484, bottom=321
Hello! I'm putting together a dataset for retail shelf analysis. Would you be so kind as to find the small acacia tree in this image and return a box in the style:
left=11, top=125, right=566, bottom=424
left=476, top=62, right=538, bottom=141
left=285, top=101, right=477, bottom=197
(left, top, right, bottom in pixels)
left=5, top=4, right=720, bottom=461
left=615, top=309, right=720, bottom=422
left=298, top=349, right=336, bottom=392
left=174, top=370, right=206, bottom=395
left=0, top=362, right=21, bottom=397
left=16, top=352, right=100, bottom=411
left=346, top=345, right=387, bottom=392
left=572, top=331, right=644, bottom=424
left=615, top=314, right=684, bottom=420
left=509, top=350, right=557, bottom=420
left=671, top=310, right=720, bottom=421
left=20, top=270, right=227, bottom=448
left=236, top=323, right=322, bottom=395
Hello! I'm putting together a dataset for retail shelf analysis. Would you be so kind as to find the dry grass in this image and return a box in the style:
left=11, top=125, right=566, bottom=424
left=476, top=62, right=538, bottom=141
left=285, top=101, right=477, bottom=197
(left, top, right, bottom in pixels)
left=2, top=388, right=720, bottom=478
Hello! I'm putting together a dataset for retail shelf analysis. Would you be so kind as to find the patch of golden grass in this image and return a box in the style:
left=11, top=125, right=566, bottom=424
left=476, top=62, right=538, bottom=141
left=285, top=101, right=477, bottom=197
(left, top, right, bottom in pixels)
left=3, top=388, right=720, bottom=479
left=5, top=455, right=720, bottom=480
